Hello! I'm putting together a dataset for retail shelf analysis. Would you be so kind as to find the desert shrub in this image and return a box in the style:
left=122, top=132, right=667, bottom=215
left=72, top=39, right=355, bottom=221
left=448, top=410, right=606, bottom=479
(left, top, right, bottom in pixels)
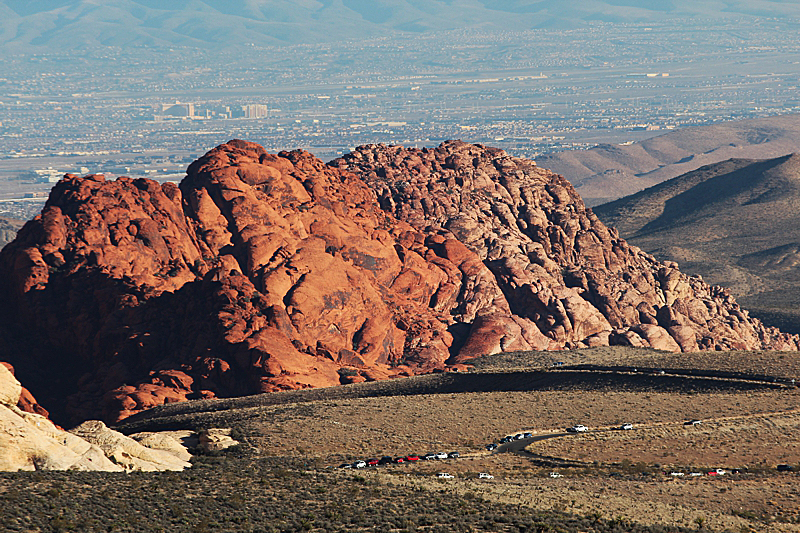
left=0, top=457, right=703, bottom=533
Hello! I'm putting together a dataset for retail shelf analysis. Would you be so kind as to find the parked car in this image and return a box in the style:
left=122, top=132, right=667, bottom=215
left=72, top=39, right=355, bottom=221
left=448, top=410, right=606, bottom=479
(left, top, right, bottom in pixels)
left=423, top=453, right=437, bottom=460
left=437, top=472, right=454, bottom=479
left=378, top=456, right=393, bottom=465
left=689, top=472, right=703, bottom=477
left=567, top=425, right=588, bottom=433
left=670, top=472, right=685, bottom=477
left=339, top=463, right=352, bottom=469
left=435, top=452, right=448, bottom=459
left=499, top=437, right=511, bottom=443
left=523, top=432, right=533, bottom=438
left=405, top=455, right=420, bottom=462
left=620, top=423, right=634, bottom=430
left=549, top=472, right=562, bottom=478
left=393, top=457, right=405, bottom=464
left=447, top=451, right=460, bottom=459
left=684, top=419, right=702, bottom=426
left=777, top=464, right=794, bottom=472
left=709, top=468, right=726, bottom=475
left=514, top=433, right=524, bottom=440
left=367, top=458, right=380, bottom=466
left=354, top=460, right=367, bottom=469
left=478, top=472, right=494, bottom=479
left=486, top=443, right=498, bottom=451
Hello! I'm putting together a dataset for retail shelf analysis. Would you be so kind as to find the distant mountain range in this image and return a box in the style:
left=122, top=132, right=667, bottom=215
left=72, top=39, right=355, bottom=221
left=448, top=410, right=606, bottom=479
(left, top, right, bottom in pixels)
left=2, top=0, right=800, bottom=49
left=537, top=114, right=800, bottom=207
left=594, top=153, right=800, bottom=333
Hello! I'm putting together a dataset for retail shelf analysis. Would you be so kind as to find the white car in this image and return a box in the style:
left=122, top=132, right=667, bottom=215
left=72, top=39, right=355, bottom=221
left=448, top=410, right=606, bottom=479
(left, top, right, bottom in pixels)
left=437, top=472, right=454, bottom=479
left=620, top=423, right=633, bottom=430
left=567, top=425, right=588, bottom=433
left=435, top=452, right=448, bottom=459
left=354, top=460, right=367, bottom=469
left=478, top=472, right=494, bottom=479
left=549, top=472, right=563, bottom=478
left=670, top=472, right=685, bottom=477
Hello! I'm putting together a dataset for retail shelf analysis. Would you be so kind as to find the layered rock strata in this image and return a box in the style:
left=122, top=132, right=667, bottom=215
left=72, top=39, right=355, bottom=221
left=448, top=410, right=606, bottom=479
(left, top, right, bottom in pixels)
left=0, top=140, right=795, bottom=424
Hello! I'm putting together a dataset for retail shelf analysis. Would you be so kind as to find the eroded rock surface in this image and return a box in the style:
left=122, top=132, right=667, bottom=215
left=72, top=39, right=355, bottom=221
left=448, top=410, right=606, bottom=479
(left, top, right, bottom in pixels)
left=332, top=141, right=800, bottom=358
left=1, top=140, right=796, bottom=424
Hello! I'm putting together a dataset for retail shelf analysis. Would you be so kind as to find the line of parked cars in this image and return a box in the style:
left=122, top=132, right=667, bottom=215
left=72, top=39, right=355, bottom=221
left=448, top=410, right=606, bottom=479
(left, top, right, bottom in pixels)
left=668, top=468, right=728, bottom=477
left=339, top=451, right=460, bottom=469
left=494, top=432, right=533, bottom=446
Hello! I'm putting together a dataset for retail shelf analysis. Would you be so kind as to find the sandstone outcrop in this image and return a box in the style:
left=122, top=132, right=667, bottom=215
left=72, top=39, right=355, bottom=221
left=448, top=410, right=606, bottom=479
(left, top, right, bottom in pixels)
left=69, top=420, right=191, bottom=471
left=332, top=141, right=800, bottom=357
left=1, top=139, right=796, bottom=424
left=0, top=364, right=194, bottom=471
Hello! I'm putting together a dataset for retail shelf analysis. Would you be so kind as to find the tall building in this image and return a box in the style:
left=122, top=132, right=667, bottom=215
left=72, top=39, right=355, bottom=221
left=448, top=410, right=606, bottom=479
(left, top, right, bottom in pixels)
left=242, top=104, right=268, bottom=119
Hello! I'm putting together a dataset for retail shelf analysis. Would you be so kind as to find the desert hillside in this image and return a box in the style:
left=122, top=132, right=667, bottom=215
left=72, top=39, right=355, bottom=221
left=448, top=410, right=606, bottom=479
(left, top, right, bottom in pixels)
left=537, top=114, right=800, bottom=205
left=0, top=216, right=22, bottom=250
left=594, top=153, right=800, bottom=333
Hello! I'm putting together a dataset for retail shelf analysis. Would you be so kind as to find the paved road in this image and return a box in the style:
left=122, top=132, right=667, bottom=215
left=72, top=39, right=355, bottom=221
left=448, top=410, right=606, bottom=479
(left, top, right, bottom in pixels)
left=495, top=432, right=571, bottom=455
left=491, top=431, right=595, bottom=467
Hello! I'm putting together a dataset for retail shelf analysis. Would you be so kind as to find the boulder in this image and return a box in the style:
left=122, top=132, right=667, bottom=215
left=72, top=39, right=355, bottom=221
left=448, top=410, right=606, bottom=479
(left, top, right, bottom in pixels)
left=69, top=420, right=191, bottom=472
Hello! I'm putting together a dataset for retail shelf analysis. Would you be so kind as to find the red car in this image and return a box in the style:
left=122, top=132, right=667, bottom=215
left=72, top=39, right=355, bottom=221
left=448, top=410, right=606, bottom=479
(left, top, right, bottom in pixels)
left=393, top=457, right=405, bottom=464
left=367, top=458, right=380, bottom=466
left=405, top=455, right=420, bottom=462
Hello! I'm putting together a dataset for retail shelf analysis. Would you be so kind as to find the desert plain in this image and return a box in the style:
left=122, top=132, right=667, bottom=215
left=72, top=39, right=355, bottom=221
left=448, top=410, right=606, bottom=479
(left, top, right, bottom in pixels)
left=4, top=346, right=796, bottom=532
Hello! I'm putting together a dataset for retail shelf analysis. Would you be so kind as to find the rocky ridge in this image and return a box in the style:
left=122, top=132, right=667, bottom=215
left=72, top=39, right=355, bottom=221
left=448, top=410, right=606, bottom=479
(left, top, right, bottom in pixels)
left=332, top=141, right=798, bottom=356
left=1, top=140, right=796, bottom=424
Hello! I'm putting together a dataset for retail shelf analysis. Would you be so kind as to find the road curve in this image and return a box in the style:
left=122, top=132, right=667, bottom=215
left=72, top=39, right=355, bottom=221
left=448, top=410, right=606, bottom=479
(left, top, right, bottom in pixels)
left=495, top=432, right=570, bottom=454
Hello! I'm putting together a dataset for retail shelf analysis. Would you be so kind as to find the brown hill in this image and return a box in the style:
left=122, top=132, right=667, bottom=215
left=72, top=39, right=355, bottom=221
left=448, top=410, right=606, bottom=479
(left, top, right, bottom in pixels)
left=0, top=216, right=23, bottom=250
left=593, top=153, right=800, bottom=333
left=0, top=140, right=796, bottom=426
left=536, top=114, right=800, bottom=206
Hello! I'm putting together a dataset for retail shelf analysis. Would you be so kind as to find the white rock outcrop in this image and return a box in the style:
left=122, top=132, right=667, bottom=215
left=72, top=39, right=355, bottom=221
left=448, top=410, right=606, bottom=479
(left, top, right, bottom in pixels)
left=69, top=421, right=191, bottom=472
left=0, top=365, right=200, bottom=472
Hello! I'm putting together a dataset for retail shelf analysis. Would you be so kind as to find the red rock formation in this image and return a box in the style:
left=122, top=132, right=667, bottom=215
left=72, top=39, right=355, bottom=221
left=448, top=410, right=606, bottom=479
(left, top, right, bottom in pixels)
left=331, top=141, right=800, bottom=357
left=0, top=139, right=796, bottom=425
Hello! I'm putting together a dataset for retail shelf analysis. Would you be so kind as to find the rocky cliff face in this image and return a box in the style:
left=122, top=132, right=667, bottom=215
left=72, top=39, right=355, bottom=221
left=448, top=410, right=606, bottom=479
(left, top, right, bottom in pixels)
left=1, top=140, right=796, bottom=425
